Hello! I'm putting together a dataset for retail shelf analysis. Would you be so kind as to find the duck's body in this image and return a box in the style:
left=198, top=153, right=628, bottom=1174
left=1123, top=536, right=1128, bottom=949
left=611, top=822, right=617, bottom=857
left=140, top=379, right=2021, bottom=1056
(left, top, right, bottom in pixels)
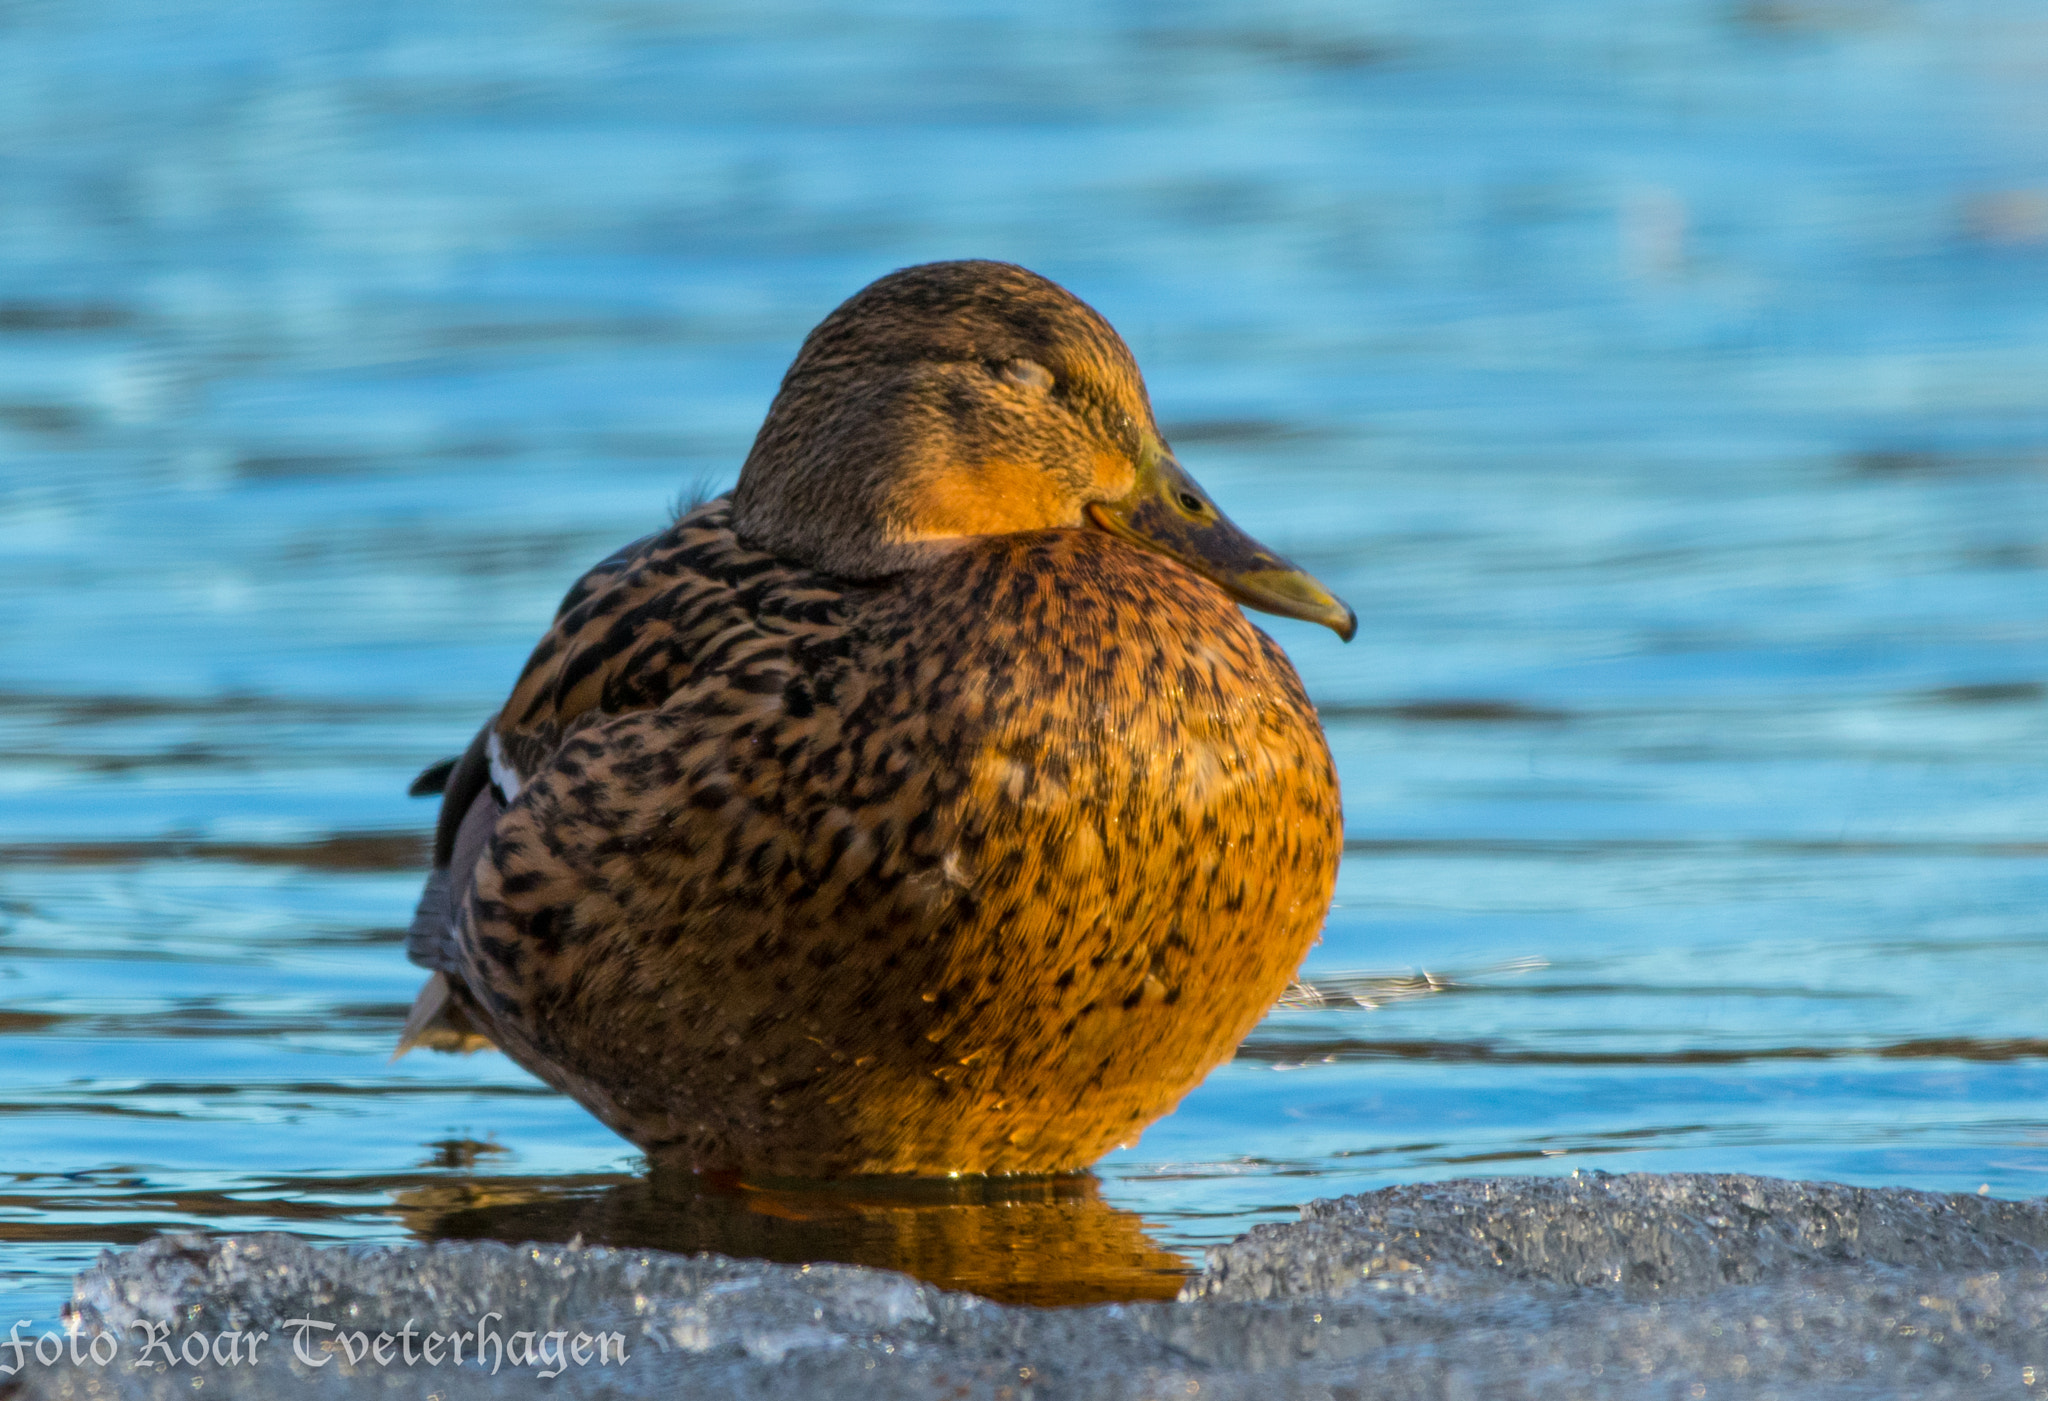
left=404, top=260, right=1350, bottom=1176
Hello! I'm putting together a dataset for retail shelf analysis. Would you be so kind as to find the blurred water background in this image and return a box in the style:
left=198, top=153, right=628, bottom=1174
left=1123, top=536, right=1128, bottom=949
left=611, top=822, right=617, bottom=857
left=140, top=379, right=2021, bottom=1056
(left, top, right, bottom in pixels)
left=3, top=0, right=2047, bottom=1315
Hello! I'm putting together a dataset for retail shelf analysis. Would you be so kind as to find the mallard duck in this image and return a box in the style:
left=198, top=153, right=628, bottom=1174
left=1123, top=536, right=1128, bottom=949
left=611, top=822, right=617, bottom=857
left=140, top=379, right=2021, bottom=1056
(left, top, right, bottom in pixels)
left=401, top=260, right=1351, bottom=1177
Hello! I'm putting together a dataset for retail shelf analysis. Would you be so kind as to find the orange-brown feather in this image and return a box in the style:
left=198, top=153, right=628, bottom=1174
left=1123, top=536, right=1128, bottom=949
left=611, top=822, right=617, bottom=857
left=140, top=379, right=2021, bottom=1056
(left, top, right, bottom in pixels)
left=893, top=458, right=1086, bottom=542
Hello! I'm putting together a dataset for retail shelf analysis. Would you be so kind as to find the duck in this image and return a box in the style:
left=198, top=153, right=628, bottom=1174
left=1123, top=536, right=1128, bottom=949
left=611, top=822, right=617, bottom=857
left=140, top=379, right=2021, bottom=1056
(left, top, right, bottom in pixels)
left=399, top=259, right=1352, bottom=1178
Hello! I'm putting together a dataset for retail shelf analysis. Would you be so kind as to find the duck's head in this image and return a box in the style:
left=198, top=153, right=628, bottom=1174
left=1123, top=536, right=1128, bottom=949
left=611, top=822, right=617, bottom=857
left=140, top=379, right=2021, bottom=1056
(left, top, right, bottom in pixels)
left=731, top=260, right=1355, bottom=640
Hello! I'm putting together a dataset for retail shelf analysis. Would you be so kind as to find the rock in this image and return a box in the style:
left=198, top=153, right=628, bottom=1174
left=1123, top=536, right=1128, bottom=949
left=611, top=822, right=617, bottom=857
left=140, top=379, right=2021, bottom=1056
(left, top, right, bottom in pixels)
left=14, top=1173, right=2048, bottom=1400
left=1189, top=1170, right=2048, bottom=1301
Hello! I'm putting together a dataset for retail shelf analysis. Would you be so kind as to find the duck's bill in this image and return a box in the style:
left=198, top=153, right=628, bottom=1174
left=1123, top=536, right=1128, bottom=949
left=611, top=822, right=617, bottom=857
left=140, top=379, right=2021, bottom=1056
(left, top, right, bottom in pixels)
left=1086, top=451, right=1357, bottom=641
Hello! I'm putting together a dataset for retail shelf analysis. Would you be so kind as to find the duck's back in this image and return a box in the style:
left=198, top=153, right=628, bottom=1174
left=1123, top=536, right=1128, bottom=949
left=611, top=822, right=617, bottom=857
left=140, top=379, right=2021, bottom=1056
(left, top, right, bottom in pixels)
left=436, top=499, right=1341, bottom=1175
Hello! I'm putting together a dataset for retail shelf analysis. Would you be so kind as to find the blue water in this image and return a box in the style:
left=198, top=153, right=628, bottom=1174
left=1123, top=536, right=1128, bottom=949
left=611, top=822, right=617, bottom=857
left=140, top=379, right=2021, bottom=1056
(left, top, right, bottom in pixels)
left=4, top=0, right=2047, bottom=1316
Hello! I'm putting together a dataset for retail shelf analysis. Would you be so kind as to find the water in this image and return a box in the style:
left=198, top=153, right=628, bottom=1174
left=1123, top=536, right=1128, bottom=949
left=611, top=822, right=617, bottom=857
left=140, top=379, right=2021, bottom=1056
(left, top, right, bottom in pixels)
left=3, top=0, right=2047, bottom=1316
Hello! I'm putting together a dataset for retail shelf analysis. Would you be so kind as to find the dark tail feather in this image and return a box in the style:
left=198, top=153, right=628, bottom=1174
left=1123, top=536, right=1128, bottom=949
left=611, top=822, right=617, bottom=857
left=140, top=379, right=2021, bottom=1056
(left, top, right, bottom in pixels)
left=408, top=755, right=459, bottom=797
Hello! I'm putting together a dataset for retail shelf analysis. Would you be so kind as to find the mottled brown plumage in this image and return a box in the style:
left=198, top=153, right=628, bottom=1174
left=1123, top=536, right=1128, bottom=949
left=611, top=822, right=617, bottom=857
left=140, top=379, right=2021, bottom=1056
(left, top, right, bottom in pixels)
left=403, top=260, right=1349, bottom=1176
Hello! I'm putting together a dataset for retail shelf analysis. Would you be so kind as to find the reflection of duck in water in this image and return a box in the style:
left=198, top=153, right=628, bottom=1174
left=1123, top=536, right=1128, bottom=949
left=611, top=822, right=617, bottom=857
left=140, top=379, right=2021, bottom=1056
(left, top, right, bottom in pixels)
left=395, top=1164, right=1192, bottom=1306
left=401, top=260, right=1351, bottom=1177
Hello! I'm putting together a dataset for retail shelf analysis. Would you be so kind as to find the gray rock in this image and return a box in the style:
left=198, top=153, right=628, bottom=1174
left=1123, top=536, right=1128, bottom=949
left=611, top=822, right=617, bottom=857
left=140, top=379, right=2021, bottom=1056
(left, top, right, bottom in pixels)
left=1190, top=1169, right=2048, bottom=1301
left=14, top=1173, right=2048, bottom=1400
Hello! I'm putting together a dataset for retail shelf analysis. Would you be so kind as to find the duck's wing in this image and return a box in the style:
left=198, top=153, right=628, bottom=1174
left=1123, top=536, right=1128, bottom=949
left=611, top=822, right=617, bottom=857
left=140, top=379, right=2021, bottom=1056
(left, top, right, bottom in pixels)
left=397, top=524, right=685, bottom=1053
left=407, top=524, right=687, bottom=913
left=399, top=499, right=850, bottom=1055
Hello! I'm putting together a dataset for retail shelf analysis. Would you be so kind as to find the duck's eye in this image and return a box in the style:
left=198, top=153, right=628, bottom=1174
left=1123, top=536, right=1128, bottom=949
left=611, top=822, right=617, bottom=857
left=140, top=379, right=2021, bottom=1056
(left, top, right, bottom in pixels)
left=996, top=358, right=1054, bottom=392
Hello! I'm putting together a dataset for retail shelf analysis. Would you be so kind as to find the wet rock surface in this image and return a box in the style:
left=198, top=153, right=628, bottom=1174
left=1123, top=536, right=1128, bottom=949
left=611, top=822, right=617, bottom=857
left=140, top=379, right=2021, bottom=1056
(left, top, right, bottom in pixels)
left=18, top=1173, right=2048, bottom=1399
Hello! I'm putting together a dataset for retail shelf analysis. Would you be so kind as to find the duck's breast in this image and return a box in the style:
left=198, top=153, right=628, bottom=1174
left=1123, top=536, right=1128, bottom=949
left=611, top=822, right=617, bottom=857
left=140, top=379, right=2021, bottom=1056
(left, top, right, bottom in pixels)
left=847, top=529, right=1342, bottom=1167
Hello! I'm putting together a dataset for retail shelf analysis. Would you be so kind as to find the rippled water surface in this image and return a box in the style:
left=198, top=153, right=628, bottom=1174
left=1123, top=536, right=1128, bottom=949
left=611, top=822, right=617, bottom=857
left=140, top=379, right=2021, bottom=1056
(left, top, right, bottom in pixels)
left=4, top=0, right=2047, bottom=1315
